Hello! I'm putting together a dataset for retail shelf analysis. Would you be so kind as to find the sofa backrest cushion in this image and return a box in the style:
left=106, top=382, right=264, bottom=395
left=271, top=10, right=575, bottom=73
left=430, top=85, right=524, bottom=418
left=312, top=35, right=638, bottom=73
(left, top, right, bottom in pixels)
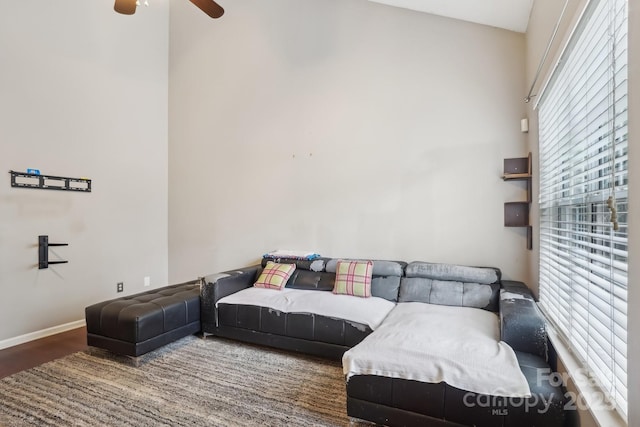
left=400, top=262, right=501, bottom=312
left=326, top=259, right=406, bottom=302
left=261, top=256, right=405, bottom=300
left=325, top=259, right=405, bottom=277
left=404, top=262, right=500, bottom=284
left=286, top=270, right=335, bottom=291
left=260, top=257, right=335, bottom=291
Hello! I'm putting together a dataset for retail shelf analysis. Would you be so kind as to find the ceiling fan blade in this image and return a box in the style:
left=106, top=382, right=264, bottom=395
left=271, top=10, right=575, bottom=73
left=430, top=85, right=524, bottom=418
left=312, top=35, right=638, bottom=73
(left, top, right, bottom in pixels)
left=114, top=0, right=137, bottom=15
left=188, top=0, right=224, bottom=19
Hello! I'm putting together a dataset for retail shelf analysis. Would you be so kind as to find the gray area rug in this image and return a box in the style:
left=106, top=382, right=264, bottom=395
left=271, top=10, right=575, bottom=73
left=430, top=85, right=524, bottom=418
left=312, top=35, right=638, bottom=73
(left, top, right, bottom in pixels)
left=0, top=336, right=359, bottom=426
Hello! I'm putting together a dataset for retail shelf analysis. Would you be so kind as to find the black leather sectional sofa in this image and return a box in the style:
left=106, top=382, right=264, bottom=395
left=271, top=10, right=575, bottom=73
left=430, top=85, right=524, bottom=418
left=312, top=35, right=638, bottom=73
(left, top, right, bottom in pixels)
left=201, top=257, right=568, bottom=427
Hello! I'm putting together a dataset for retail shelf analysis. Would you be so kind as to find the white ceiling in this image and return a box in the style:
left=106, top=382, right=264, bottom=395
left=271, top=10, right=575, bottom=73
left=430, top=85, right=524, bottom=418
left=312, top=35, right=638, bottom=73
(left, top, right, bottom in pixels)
left=368, top=0, right=535, bottom=33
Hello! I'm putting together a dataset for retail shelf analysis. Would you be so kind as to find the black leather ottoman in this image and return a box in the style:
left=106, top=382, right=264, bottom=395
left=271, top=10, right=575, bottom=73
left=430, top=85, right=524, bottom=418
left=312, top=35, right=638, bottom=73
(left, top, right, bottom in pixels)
left=85, top=281, right=201, bottom=357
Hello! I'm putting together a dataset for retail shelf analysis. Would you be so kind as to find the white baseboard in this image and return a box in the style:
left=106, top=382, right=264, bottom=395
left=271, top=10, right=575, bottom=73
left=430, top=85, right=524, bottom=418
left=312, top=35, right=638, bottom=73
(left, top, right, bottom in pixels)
left=0, top=319, right=86, bottom=351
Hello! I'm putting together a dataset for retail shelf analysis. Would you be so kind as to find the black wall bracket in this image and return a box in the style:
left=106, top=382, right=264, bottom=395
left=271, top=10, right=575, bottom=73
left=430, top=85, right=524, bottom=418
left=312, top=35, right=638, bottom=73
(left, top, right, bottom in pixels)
left=39, top=235, right=69, bottom=269
left=10, top=170, right=91, bottom=192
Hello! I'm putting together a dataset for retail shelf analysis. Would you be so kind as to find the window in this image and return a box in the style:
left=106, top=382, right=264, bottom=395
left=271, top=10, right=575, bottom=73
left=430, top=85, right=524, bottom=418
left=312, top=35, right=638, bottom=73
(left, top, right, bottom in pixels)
left=538, top=0, right=628, bottom=418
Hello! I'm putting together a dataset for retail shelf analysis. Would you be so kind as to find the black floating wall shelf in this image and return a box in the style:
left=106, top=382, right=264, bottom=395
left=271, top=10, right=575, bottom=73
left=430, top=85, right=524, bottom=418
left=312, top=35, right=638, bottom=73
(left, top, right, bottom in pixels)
left=502, top=153, right=533, bottom=250
left=10, top=170, right=91, bottom=192
left=39, top=235, right=69, bottom=269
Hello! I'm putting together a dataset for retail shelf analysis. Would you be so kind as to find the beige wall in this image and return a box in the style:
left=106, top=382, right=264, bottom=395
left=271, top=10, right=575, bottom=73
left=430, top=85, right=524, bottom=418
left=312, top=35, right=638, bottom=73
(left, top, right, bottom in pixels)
left=526, top=0, right=638, bottom=425
left=0, top=1, right=169, bottom=342
left=168, top=0, right=529, bottom=282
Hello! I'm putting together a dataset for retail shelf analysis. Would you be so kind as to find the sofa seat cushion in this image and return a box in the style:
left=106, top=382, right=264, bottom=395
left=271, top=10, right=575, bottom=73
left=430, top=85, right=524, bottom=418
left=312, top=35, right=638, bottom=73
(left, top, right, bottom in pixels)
left=217, top=304, right=372, bottom=348
left=216, top=287, right=395, bottom=331
left=343, top=302, right=530, bottom=397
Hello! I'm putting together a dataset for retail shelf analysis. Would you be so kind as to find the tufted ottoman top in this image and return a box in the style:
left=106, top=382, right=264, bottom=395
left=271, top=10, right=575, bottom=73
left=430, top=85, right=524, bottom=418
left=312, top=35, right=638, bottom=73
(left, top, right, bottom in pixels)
left=85, top=282, right=200, bottom=343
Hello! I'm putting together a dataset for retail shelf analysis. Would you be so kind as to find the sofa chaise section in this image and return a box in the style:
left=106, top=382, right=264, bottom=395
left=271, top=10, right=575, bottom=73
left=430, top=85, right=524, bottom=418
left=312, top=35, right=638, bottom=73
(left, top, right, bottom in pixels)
left=344, top=262, right=565, bottom=427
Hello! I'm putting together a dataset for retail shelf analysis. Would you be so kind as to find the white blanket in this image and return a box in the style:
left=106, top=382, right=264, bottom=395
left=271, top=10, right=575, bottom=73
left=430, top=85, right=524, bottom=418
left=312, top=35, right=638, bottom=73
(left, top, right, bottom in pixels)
left=342, top=302, right=531, bottom=397
left=216, top=287, right=395, bottom=330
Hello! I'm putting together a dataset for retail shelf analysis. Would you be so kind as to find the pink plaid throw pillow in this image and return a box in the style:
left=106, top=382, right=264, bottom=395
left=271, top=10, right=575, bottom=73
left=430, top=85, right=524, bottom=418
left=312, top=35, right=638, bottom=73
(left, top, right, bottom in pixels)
left=254, top=261, right=296, bottom=290
left=333, top=260, right=373, bottom=298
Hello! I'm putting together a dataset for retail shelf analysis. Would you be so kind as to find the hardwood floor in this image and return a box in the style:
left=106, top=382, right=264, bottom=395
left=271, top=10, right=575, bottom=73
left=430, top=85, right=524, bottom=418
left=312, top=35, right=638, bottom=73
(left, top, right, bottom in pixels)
left=0, top=327, right=88, bottom=379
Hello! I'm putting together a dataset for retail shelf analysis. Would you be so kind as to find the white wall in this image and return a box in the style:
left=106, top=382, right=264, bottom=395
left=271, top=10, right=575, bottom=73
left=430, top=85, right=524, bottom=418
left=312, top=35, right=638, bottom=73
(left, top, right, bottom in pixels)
left=169, top=0, right=529, bottom=282
left=0, top=1, right=169, bottom=342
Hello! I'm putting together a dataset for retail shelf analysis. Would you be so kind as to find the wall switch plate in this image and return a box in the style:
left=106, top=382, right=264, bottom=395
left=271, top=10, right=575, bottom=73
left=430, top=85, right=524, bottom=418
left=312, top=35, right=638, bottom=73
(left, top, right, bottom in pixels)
left=144, top=276, right=150, bottom=287
left=117, top=282, right=123, bottom=293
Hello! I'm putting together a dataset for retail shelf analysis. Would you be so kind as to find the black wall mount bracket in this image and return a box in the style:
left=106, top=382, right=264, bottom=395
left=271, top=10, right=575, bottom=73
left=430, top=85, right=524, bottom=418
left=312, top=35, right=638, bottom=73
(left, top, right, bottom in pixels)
left=10, top=170, right=91, bottom=192
left=38, top=235, right=69, bottom=269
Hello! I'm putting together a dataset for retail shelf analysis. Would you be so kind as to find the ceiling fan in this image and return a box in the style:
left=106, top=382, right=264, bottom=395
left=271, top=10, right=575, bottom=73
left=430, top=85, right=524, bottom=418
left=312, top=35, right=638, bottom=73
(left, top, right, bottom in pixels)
left=114, top=0, right=224, bottom=19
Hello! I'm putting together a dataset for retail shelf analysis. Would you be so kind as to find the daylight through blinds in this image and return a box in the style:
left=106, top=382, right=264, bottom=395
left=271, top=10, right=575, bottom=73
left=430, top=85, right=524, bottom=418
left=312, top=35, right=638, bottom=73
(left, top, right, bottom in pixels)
left=537, top=0, right=628, bottom=417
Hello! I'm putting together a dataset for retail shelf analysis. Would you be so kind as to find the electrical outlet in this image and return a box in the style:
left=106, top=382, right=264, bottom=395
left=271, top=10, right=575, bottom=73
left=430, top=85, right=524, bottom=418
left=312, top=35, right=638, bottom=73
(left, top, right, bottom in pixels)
left=144, top=276, right=150, bottom=287
left=117, top=282, right=123, bottom=293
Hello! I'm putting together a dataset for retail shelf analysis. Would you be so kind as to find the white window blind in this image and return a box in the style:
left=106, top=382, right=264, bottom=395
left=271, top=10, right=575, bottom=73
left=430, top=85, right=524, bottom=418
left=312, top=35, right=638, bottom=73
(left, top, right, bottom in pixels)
left=538, top=0, right=628, bottom=418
